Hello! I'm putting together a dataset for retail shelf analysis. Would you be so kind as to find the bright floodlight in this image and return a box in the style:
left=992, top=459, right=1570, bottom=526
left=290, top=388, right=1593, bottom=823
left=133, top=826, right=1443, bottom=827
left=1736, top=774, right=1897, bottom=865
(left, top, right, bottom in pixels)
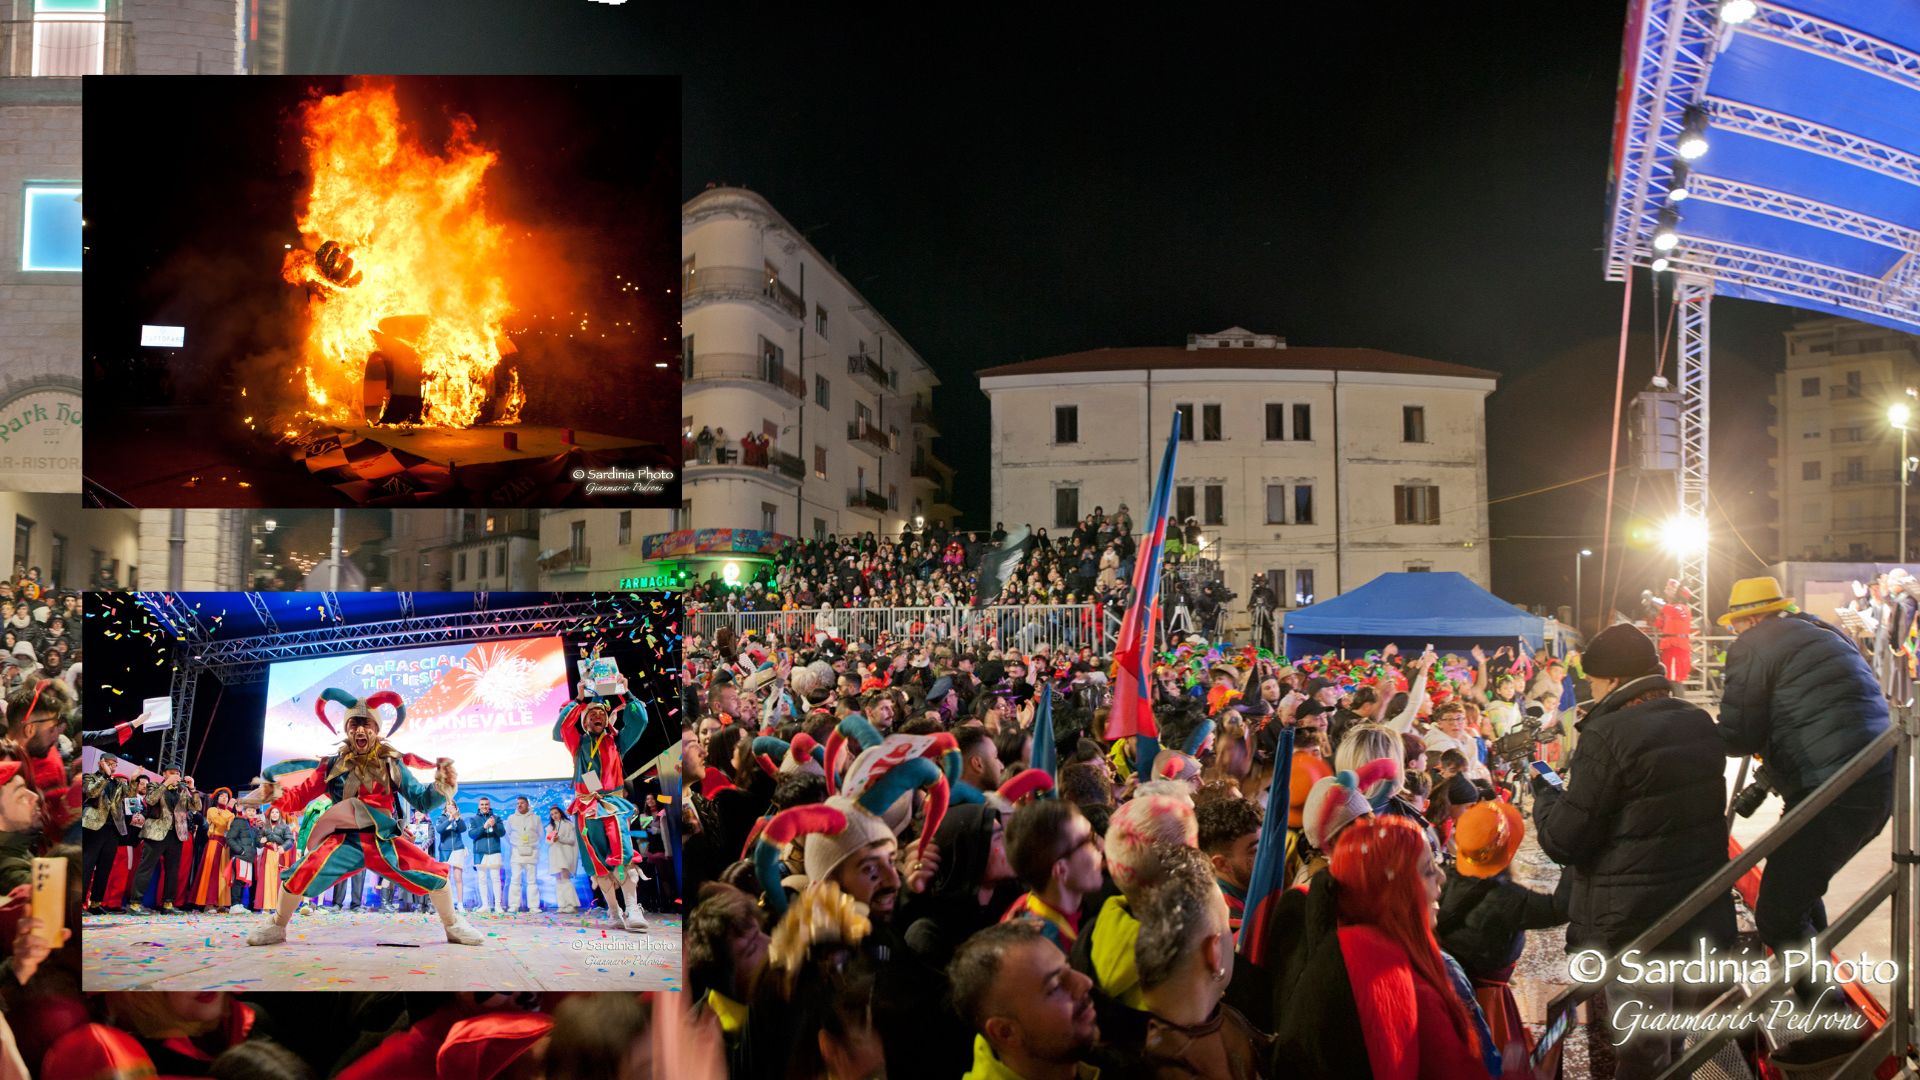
left=1652, top=207, right=1681, bottom=252
left=1660, top=515, right=1709, bottom=556
left=1677, top=106, right=1710, bottom=161
left=1719, top=0, right=1758, bottom=24
left=1666, top=161, right=1691, bottom=203
left=1580, top=548, right=1593, bottom=557
left=1651, top=255, right=1672, bottom=273
left=1891, top=403, right=1912, bottom=428
left=722, top=560, right=741, bottom=585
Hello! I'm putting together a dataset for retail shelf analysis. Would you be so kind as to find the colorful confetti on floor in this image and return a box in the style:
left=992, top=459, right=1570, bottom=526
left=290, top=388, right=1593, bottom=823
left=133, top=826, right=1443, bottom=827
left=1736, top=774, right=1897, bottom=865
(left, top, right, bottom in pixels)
left=81, top=906, right=681, bottom=991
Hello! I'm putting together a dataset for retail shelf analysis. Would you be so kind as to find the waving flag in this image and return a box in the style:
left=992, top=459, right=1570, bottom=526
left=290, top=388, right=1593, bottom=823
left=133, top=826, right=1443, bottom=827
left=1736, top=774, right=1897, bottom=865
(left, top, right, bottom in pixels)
left=1028, top=681, right=1057, bottom=795
left=974, top=527, right=1032, bottom=608
left=1237, top=726, right=1296, bottom=956
left=1104, top=409, right=1182, bottom=768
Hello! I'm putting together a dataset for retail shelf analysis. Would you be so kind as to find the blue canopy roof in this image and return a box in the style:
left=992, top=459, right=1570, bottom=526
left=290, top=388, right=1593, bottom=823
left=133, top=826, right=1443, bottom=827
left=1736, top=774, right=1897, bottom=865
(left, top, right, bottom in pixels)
left=1281, top=572, right=1545, bottom=660
left=1605, top=0, right=1920, bottom=332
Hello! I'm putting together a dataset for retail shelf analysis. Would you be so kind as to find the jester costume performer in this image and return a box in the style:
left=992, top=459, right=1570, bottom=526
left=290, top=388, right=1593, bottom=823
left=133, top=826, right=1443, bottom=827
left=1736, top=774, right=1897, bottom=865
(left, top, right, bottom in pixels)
left=553, top=675, right=652, bottom=932
left=243, top=688, right=483, bottom=946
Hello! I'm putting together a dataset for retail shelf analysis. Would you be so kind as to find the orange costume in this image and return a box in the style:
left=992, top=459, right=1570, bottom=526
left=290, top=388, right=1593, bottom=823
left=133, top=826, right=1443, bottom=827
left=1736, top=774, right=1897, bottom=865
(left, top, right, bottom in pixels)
left=190, top=797, right=236, bottom=908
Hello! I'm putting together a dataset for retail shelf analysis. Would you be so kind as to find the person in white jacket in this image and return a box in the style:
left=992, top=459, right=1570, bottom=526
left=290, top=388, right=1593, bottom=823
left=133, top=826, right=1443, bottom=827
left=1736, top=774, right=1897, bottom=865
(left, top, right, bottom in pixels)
left=505, top=796, right=542, bottom=913
left=545, top=805, right=579, bottom=912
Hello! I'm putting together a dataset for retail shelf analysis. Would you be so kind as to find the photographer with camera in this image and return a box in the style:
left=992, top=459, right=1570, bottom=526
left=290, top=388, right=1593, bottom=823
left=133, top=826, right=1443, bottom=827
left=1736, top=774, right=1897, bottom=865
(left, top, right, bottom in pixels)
left=1716, top=576, right=1892, bottom=1062
left=1529, top=622, right=1735, bottom=1078
left=1248, top=574, right=1278, bottom=651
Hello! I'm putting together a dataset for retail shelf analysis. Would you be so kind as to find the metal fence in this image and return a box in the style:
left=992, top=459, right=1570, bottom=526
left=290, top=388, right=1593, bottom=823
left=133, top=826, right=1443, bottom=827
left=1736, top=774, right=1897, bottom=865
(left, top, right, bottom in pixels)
left=691, top=603, right=1113, bottom=653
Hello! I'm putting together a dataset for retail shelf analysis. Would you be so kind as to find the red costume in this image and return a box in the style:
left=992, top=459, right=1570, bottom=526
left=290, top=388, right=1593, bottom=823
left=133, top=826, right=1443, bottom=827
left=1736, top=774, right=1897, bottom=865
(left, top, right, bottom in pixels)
left=1656, top=600, right=1693, bottom=683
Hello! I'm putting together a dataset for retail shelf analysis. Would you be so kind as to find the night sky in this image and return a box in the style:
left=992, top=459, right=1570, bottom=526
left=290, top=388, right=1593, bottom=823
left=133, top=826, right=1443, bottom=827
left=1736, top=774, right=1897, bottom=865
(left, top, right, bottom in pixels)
left=286, top=1, right=1805, bottom=623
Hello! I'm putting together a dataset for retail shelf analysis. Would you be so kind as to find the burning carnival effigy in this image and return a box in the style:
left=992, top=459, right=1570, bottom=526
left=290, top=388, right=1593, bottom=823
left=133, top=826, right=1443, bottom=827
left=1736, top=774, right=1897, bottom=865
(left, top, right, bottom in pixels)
left=280, top=80, right=524, bottom=429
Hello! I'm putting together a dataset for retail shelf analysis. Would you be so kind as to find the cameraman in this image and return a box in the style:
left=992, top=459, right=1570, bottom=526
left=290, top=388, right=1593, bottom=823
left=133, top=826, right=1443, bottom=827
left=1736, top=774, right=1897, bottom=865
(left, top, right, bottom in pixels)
left=1716, top=576, right=1892, bottom=1052
left=1530, top=623, right=1734, bottom=1078
left=1248, top=573, right=1278, bottom=649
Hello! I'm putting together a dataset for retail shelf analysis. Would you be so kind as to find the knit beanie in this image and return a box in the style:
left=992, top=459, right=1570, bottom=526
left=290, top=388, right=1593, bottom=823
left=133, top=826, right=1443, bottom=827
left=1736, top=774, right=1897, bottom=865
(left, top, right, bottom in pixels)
left=1301, top=759, right=1396, bottom=852
left=1581, top=623, right=1662, bottom=680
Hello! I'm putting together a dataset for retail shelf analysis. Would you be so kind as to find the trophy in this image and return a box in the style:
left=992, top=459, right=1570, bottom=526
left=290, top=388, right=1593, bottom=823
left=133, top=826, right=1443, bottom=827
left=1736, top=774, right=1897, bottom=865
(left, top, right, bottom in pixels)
left=577, top=640, right=623, bottom=698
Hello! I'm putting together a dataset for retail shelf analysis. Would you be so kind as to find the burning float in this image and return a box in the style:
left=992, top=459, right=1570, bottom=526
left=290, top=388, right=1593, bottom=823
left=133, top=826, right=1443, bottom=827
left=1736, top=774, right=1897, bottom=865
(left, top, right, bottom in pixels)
left=261, top=80, right=662, bottom=506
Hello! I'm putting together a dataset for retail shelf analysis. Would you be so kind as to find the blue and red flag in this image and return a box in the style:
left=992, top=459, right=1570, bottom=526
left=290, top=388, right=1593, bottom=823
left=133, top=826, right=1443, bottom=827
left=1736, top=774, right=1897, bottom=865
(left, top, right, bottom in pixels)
left=1028, top=681, right=1057, bottom=795
left=1104, top=409, right=1182, bottom=769
left=1237, top=726, right=1296, bottom=957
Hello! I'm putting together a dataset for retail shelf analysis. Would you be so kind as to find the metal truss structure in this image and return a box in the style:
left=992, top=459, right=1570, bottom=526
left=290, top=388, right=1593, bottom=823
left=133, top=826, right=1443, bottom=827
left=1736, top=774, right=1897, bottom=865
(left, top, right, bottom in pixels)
left=138, top=594, right=644, bottom=768
left=1675, top=276, right=1712, bottom=695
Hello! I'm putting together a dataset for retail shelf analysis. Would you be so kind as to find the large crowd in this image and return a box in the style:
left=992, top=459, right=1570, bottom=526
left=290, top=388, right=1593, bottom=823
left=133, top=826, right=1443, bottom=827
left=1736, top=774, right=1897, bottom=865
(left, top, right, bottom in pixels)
left=680, top=571, right=1894, bottom=1079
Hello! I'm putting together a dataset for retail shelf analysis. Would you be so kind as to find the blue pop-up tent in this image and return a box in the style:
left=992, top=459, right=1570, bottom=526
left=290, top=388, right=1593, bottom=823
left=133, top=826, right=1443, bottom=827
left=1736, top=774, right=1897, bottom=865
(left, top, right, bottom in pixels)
left=1281, top=572, right=1545, bottom=660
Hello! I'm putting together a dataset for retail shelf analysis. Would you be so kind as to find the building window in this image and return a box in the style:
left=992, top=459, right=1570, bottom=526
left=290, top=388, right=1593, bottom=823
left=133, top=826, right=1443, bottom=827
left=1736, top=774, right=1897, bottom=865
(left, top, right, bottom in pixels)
left=477, top=548, right=488, bottom=578
left=21, top=183, right=82, bottom=272
left=1201, top=404, right=1222, bottom=441
left=814, top=517, right=827, bottom=541
left=676, top=500, right=692, bottom=530
left=1175, top=485, right=1195, bottom=523
left=13, top=517, right=31, bottom=566
left=617, top=511, right=632, bottom=545
left=1291, top=403, right=1311, bottom=441
left=1294, top=484, right=1314, bottom=525
left=457, top=552, right=468, bottom=580
left=887, top=484, right=897, bottom=511
left=681, top=334, right=694, bottom=379
left=760, top=336, right=785, bottom=379
left=1844, top=456, right=1865, bottom=482
left=1268, top=568, right=1289, bottom=606
left=1406, top=563, right=1432, bottom=572
left=1800, top=377, right=1820, bottom=397
left=814, top=445, right=828, bottom=479
left=495, top=545, right=506, bottom=576
left=1394, top=484, right=1441, bottom=525
left=1847, top=370, right=1863, bottom=393
left=1203, top=484, right=1224, bottom=525
left=569, top=521, right=586, bottom=559
left=1265, top=403, right=1285, bottom=441
left=32, top=1, right=106, bottom=77
left=1803, top=461, right=1821, bottom=481
left=762, top=502, right=778, bottom=533
left=1056, top=486, right=1079, bottom=529
left=681, top=255, right=695, bottom=294
left=49, top=533, right=64, bottom=587
left=815, top=304, right=829, bottom=338
left=1265, top=484, right=1286, bottom=524
left=1403, top=406, right=1425, bottom=443
left=1294, top=569, right=1315, bottom=607
left=815, top=375, right=830, bottom=409
left=1055, top=405, right=1079, bottom=445
left=1176, top=403, right=1195, bottom=441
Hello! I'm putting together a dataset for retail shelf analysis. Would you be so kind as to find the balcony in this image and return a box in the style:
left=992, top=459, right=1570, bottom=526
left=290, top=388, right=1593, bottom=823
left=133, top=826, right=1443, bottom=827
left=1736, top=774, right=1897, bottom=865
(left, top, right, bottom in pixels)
left=1833, top=468, right=1899, bottom=487
left=847, top=419, right=893, bottom=457
left=847, top=488, right=888, bottom=513
left=538, top=547, right=591, bottom=574
left=1, top=19, right=134, bottom=76
left=681, top=441, right=805, bottom=488
left=848, top=353, right=895, bottom=393
left=911, top=402, right=939, bottom=432
left=911, top=455, right=946, bottom=484
left=685, top=351, right=805, bottom=403
left=1834, top=515, right=1898, bottom=533
left=1831, top=427, right=1870, bottom=445
left=1829, top=383, right=1885, bottom=400
left=681, top=265, right=804, bottom=321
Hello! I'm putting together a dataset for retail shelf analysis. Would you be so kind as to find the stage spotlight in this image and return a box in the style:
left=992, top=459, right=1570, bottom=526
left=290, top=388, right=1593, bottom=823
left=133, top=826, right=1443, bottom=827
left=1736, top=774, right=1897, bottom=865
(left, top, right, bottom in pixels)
left=722, top=560, right=740, bottom=585
left=1652, top=207, right=1681, bottom=252
left=1666, top=161, right=1691, bottom=203
left=1651, top=255, right=1672, bottom=273
left=1659, top=515, right=1709, bottom=556
left=1718, top=0, right=1757, bottom=25
left=1677, top=106, right=1710, bottom=160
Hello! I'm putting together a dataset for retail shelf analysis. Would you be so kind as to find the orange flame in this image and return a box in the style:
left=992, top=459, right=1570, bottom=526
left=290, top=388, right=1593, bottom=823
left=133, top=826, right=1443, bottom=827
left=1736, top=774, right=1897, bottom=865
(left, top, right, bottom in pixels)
left=281, top=81, right=518, bottom=428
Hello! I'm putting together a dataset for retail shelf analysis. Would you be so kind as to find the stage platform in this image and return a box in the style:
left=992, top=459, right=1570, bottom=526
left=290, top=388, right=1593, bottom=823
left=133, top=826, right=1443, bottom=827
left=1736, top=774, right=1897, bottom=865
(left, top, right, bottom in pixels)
left=81, top=906, right=682, bottom=992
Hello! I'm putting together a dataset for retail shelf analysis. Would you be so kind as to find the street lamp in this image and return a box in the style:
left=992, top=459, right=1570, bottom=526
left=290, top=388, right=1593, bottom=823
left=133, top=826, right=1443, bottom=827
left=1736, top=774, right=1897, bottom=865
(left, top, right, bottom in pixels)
left=1892, top=401, right=1912, bottom=562
left=1576, top=549, right=1593, bottom=636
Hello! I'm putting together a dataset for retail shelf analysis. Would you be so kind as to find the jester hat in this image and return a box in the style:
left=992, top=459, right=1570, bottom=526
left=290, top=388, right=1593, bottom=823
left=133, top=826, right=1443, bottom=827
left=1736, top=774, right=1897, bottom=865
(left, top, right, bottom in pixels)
left=314, top=687, right=408, bottom=740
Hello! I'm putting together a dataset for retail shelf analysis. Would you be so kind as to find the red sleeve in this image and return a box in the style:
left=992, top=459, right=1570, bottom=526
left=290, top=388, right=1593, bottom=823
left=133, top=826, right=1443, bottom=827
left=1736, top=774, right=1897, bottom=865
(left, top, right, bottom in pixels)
left=272, top=765, right=329, bottom=817
left=1412, top=978, right=1488, bottom=1080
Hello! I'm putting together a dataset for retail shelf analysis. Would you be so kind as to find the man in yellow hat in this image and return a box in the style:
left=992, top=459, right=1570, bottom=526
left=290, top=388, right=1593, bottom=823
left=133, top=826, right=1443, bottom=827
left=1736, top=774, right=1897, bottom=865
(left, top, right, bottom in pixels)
left=1717, top=575, right=1893, bottom=1066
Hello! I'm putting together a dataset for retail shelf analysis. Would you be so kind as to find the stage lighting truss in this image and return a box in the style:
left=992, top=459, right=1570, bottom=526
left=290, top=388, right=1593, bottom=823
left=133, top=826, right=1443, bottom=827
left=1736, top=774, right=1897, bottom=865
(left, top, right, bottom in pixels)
left=1724, top=5, right=1920, bottom=90
left=1676, top=105, right=1711, bottom=160
left=1658, top=236, right=1920, bottom=328
left=1603, top=0, right=1717, bottom=285
left=1653, top=206, right=1683, bottom=251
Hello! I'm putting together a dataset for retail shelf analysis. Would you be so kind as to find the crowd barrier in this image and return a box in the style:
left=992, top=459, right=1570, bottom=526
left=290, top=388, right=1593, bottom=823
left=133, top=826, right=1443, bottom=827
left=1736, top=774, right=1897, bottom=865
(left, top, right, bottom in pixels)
left=690, top=603, right=1113, bottom=654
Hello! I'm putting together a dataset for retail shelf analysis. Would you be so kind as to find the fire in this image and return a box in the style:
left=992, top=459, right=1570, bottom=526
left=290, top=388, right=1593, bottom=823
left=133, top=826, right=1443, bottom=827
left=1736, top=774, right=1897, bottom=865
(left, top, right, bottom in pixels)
left=281, top=80, right=519, bottom=429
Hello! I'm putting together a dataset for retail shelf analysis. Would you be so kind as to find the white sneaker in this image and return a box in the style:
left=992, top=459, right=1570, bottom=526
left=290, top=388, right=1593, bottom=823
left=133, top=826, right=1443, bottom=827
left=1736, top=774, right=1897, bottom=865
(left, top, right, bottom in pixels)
left=622, top=905, right=649, bottom=932
left=245, top=920, right=287, bottom=946
left=443, top=917, right=484, bottom=946
left=228, top=903, right=248, bottom=914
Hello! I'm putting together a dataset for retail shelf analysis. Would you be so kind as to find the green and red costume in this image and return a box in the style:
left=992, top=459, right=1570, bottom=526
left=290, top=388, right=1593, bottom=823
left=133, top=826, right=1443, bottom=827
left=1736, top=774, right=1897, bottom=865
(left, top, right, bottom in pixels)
left=267, top=750, right=452, bottom=896
left=552, top=694, right=651, bottom=878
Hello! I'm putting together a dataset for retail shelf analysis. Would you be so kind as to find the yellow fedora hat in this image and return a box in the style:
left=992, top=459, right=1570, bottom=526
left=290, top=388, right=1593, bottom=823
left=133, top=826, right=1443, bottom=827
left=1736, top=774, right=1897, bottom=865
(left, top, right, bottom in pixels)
left=1717, top=576, right=1795, bottom=626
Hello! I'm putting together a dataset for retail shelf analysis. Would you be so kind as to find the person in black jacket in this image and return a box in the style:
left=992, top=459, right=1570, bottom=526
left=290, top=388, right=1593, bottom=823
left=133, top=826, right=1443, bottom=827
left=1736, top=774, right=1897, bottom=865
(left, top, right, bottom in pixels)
left=1716, top=576, right=1894, bottom=1060
left=1530, top=622, right=1735, bottom=1079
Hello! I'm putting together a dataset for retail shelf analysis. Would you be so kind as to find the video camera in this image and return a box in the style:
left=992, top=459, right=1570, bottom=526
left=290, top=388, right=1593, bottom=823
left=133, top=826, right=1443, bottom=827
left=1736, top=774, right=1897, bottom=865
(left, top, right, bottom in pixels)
left=1729, top=762, right=1774, bottom=818
left=1489, top=702, right=1561, bottom=766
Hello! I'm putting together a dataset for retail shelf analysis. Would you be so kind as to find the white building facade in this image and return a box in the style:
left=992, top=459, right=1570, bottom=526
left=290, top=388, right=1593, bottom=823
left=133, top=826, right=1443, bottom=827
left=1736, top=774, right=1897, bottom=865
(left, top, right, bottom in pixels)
left=980, top=330, right=1497, bottom=610
left=678, top=186, right=949, bottom=543
left=1768, top=317, right=1920, bottom=561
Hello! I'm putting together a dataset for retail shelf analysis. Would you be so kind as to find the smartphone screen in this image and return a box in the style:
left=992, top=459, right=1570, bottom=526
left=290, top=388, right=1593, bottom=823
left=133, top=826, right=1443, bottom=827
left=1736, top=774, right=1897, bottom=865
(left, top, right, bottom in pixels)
left=1529, top=760, right=1564, bottom=787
